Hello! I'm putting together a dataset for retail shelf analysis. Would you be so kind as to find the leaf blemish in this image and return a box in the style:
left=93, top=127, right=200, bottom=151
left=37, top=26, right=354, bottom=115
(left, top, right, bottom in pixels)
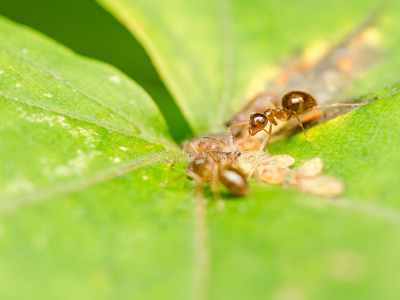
left=6, top=176, right=36, bottom=196
left=51, top=150, right=103, bottom=177
left=110, top=157, right=121, bottom=163
left=109, top=75, right=121, bottom=85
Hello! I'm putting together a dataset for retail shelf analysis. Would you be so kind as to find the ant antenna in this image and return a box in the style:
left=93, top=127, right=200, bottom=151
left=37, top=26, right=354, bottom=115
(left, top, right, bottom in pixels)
left=228, top=121, right=249, bottom=131
left=315, top=102, right=365, bottom=109
left=228, top=121, right=249, bottom=151
left=201, top=136, right=228, bottom=147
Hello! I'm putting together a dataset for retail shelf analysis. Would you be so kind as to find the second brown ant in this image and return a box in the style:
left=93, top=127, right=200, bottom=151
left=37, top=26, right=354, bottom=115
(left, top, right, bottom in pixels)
left=229, top=91, right=364, bottom=152
left=184, top=137, right=248, bottom=209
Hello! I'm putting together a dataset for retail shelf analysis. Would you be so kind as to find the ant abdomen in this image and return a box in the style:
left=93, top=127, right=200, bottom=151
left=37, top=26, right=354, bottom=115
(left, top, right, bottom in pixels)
left=218, top=166, right=248, bottom=196
left=282, top=91, right=317, bottom=115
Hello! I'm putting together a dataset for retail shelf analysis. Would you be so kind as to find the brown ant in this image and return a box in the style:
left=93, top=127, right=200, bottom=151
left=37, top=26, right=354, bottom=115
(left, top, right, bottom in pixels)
left=184, top=137, right=248, bottom=209
left=229, top=91, right=364, bottom=151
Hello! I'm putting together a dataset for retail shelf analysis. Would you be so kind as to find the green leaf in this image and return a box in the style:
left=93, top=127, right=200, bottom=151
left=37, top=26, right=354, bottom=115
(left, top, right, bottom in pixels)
left=0, top=15, right=173, bottom=145
left=0, top=13, right=185, bottom=205
left=0, top=17, right=191, bottom=299
left=207, top=87, right=400, bottom=299
left=3, top=1, right=400, bottom=300
left=98, top=0, right=383, bottom=134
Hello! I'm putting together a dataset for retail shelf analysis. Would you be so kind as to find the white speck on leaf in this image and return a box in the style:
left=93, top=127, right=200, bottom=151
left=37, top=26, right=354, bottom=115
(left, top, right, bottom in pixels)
left=142, top=175, right=149, bottom=181
left=43, top=93, right=53, bottom=98
left=6, top=177, right=36, bottom=196
left=109, top=75, right=121, bottom=84
left=69, top=127, right=100, bottom=148
left=23, top=113, right=71, bottom=128
left=15, top=83, right=21, bottom=88
left=52, top=150, right=102, bottom=177
left=0, top=70, right=4, bottom=74
left=22, top=48, right=28, bottom=54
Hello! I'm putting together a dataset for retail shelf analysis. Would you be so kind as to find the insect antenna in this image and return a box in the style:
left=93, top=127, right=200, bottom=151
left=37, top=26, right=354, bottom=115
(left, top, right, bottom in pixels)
left=315, top=102, right=365, bottom=109
left=201, top=136, right=228, bottom=147
left=228, top=121, right=249, bottom=131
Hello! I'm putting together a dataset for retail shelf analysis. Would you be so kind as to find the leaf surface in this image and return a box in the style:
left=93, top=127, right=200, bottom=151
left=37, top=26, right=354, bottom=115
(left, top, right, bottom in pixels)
left=2, top=2, right=400, bottom=299
left=99, top=0, right=383, bottom=133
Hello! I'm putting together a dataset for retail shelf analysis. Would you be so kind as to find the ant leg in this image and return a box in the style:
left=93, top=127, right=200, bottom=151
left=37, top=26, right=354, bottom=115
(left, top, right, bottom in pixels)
left=194, top=181, right=205, bottom=207
left=294, top=113, right=312, bottom=143
left=211, top=165, right=225, bottom=211
left=262, top=123, right=273, bottom=153
left=186, top=169, right=203, bottom=182
left=247, top=134, right=269, bottom=180
left=186, top=169, right=207, bottom=207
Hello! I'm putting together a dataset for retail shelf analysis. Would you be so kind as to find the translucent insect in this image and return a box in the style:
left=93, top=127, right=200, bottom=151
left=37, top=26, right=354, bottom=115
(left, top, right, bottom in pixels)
left=229, top=91, right=363, bottom=151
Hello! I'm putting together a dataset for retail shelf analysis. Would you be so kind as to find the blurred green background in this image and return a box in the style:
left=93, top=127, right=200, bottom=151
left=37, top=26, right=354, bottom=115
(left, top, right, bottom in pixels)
left=0, top=0, right=192, bottom=142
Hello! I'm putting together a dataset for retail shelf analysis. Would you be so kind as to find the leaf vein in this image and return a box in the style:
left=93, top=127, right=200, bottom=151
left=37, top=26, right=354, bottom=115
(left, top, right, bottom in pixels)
left=3, top=46, right=142, bottom=134
left=0, top=150, right=178, bottom=216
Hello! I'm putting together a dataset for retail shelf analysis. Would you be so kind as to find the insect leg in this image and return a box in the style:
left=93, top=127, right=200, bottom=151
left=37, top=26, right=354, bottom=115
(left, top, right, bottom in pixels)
left=263, top=123, right=273, bottom=152
left=247, top=134, right=269, bottom=180
left=211, top=164, right=225, bottom=211
left=294, top=112, right=312, bottom=143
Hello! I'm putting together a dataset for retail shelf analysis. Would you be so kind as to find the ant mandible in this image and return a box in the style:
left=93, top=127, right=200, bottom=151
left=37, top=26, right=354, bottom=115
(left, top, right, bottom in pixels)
left=229, top=91, right=362, bottom=152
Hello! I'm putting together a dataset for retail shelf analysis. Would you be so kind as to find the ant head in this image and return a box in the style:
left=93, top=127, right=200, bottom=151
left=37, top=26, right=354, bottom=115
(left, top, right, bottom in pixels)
left=248, top=113, right=268, bottom=136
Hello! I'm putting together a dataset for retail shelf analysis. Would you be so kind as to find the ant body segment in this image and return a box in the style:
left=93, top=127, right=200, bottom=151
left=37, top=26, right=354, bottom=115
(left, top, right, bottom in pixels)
left=229, top=91, right=363, bottom=151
